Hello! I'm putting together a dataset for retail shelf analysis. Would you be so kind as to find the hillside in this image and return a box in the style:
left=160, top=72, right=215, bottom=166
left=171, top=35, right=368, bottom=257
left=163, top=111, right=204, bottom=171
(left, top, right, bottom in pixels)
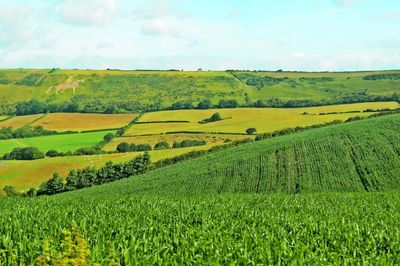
left=88, top=113, right=400, bottom=196
left=1, top=114, right=400, bottom=264
left=0, top=69, right=399, bottom=114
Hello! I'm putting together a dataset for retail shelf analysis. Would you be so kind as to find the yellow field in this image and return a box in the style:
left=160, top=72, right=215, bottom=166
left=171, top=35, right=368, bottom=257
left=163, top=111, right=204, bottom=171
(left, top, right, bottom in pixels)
left=0, top=116, right=8, bottom=121
left=0, top=145, right=219, bottom=194
left=0, top=114, right=43, bottom=129
left=31, top=113, right=138, bottom=132
left=104, top=133, right=252, bottom=151
left=125, top=102, right=399, bottom=135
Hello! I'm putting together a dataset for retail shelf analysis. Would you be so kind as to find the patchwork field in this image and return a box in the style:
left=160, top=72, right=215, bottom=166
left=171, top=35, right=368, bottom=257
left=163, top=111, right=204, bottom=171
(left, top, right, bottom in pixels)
left=0, top=130, right=115, bottom=155
left=104, top=133, right=251, bottom=151
left=0, top=114, right=44, bottom=129
left=125, top=102, right=399, bottom=135
left=0, top=144, right=220, bottom=194
left=1, top=114, right=400, bottom=264
left=31, top=112, right=138, bottom=132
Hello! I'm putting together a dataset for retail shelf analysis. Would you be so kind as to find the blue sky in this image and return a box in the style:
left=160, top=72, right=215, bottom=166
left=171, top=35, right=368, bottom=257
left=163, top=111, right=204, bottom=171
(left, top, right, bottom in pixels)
left=0, top=0, right=399, bottom=71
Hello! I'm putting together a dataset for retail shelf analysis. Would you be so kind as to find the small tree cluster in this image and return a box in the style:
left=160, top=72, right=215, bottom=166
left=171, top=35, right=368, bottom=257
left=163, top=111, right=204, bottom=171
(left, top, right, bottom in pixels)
left=172, top=139, right=206, bottom=149
left=116, top=142, right=152, bottom=153
left=34, top=153, right=151, bottom=196
left=3, top=147, right=45, bottom=160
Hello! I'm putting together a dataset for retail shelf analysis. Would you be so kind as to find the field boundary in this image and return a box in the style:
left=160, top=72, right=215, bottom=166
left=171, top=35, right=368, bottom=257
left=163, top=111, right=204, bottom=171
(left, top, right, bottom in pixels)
left=0, top=116, right=13, bottom=123
left=22, top=113, right=48, bottom=128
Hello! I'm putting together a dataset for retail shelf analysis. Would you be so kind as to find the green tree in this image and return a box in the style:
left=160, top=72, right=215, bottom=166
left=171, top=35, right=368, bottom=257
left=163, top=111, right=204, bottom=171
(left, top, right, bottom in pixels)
left=103, top=133, right=115, bottom=142
left=246, top=128, right=257, bottom=135
left=154, top=141, right=170, bottom=150
left=38, top=172, right=65, bottom=195
left=117, top=142, right=130, bottom=153
left=197, top=99, right=212, bottom=109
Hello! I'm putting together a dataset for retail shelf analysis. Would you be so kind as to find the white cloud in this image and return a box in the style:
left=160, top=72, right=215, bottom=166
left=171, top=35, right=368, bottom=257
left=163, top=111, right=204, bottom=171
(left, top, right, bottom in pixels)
left=291, top=52, right=306, bottom=58
left=58, top=0, right=118, bottom=26
left=134, top=0, right=190, bottom=20
left=141, top=19, right=177, bottom=37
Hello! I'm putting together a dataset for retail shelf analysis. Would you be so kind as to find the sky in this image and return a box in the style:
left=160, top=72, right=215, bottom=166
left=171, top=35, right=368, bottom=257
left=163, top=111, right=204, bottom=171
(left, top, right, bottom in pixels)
left=0, top=0, right=399, bottom=71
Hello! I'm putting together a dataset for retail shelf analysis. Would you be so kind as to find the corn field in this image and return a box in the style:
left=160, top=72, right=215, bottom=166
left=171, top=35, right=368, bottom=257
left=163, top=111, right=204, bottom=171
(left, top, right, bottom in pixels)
left=0, top=114, right=399, bottom=264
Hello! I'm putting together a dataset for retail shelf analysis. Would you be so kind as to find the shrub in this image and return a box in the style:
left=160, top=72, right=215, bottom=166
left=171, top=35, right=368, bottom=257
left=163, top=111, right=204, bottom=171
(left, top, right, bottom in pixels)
left=46, top=150, right=59, bottom=158
left=154, top=141, right=170, bottom=150
left=117, top=142, right=130, bottom=153
left=173, top=139, right=207, bottom=149
left=200, top=112, right=222, bottom=123
left=246, top=128, right=257, bottom=135
left=3, top=147, right=45, bottom=160
left=137, top=144, right=152, bottom=151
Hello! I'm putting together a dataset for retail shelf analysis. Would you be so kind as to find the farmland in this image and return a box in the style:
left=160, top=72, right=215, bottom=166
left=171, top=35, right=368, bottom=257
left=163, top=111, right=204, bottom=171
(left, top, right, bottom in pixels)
left=0, top=102, right=398, bottom=194
left=31, top=113, right=138, bottom=132
left=125, top=102, right=399, bottom=135
left=0, top=130, right=115, bottom=155
left=0, top=69, right=399, bottom=264
left=0, top=114, right=400, bottom=264
left=0, top=114, right=44, bottom=129
left=0, top=144, right=221, bottom=194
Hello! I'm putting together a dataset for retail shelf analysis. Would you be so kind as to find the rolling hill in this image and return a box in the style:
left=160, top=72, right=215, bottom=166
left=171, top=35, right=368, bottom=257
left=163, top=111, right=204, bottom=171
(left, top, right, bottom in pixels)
left=1, top=114, right=400, bottom=264
left=97, top=113, right=400, bottom=195
left=0, top=69, right=399, bottom=114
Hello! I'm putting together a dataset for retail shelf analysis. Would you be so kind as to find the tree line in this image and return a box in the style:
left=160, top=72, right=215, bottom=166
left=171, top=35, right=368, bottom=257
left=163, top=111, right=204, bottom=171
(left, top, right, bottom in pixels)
left=0, top=126, right=57, bottom=140
left=4, top=92, right=400, bottom=117
left=26, top=153, right=151, bottom=196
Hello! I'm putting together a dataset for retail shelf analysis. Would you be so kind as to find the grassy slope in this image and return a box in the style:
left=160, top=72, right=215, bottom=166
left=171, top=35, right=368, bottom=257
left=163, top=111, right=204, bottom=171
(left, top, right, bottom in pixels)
left=1, top=114, right=400, bottom=264
left=0, top=130, right=115, bottom=155
left=0, top=69, right=399, bottom=108
left=110, top=114, right=400, bottom=195
left=125, top=102, right=399, bottom=135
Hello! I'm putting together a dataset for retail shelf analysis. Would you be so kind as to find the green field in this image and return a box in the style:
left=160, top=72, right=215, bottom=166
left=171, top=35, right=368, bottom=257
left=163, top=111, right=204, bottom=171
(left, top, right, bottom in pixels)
left=0, top=69, right=399, bottom=114
left=1, top=114, right=400, bottom=264
left=0, top=130, right=115, bottom=155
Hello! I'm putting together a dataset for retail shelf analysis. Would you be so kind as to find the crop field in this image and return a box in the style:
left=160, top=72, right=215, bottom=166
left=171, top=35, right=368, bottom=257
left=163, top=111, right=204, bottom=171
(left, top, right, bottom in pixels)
left=125, top=102, right=399, bottom=135
left=1, top=192, right=400, bottom=264
left=104, top=133, right=251, bottom=151
left=0, top=114, right=43, bottom=129
left=0, top=130, right=115, bottom=155
left=1, top=113, right=400, bottom=263
left=31, top=112, right=138, bottom=132
left=0, top=114, right=399, bottom=263
left=118, top=114, right=400, bottom=195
